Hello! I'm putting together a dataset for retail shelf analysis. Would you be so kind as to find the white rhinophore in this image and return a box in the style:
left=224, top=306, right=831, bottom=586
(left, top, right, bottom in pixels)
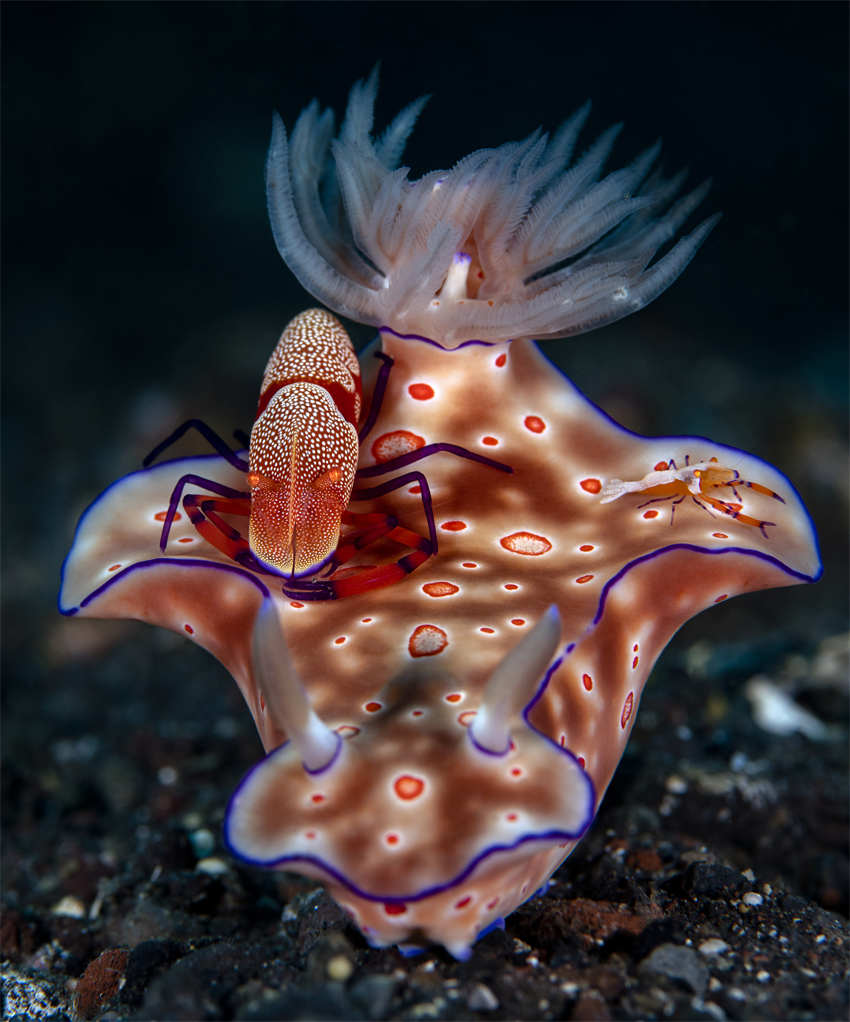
left=251, top=600, right=339, bottom=772
left=470, top=604, right=562, bottom=754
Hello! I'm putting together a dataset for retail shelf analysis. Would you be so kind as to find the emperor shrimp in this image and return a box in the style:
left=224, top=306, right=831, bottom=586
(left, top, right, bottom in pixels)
left=144, top=308, right=512, bottom=600
left=600, top=455, right=785, bottom=536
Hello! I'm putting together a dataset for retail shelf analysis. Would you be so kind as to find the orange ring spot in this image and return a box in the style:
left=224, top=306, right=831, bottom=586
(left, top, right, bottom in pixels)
left=500, top=531, right=552, bottom=556
left=371, top=429, right=425, bottom=464
left=621, top=691, right=635, bottom=729
left=422, top=581, right=459, bottom=597
left=408, top=624, right=448, bottom=658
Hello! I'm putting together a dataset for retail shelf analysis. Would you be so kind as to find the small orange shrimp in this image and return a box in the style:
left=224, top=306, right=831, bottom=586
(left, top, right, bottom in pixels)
left=144, top=308, right=512, bottom=599
left=600, top=455, right=784, bottom=535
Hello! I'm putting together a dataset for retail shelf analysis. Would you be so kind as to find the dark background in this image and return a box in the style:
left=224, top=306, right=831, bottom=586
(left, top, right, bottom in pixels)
left=2, top=0, right=847, bottom=998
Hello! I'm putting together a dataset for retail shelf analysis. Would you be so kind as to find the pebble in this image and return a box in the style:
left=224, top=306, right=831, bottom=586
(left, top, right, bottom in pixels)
left=467, top=982, right=499, bottom=1011
left=665, top=774, right=688, bottom=794
left=742, top=891, right=764, bottom=907
left=157, top=765, right=178, bottom=785
left=639, top=943, right=709, bottom=997
left=195, top=856, right=229, bottom=876
left=2, top=964, right=69, bottom=1019
left=189, top=827, right=216, bottom=859
left=326, top=955, right=353, bottom=982
left=51, top=895, right=86, bottom=918
left=698, top=939, right=730, bottom=956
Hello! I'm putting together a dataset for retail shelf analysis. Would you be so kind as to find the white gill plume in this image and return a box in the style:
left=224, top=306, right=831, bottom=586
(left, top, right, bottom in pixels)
left=266, top=68, right=719, bottom=349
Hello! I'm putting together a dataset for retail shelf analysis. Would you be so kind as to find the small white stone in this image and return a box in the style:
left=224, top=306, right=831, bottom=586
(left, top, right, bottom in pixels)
left=815, top=934, right=827, bottom=944
left=666, top=775, right=688, bottom=794
left=189, top=828, right=216, bottom=859
left=741, top=868, right=755, bottom=883
left=699, top=939, right=729, bottom=956
left=195, top=856, right=229, bottom=876
left=51, top=895, right=85, bottom=918
left=326, top=955, right=353, bottom=982
left=157, top=765, right=178, bottom=785
left=467, top=983, right=499, bottom=1011
left=745, top=676, right=829, bottom=740
left=756, top=970, right=770, bottom=983
left=742, top=892, right=763, bottom=907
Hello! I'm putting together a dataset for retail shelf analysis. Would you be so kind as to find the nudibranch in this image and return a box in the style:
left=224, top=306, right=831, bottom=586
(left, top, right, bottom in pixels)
left=59, top=73, right=821, bottom=958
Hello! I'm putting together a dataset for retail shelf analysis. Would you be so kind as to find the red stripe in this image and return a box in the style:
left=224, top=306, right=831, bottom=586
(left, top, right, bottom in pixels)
left=255, top=375, right=361, bottom=427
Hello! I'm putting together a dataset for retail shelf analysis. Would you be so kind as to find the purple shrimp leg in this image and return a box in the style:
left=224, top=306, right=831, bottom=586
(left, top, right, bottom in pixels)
left=356, top=442, right=513, bottom=479
left=358, top=351, right=394, bottom=443
left=142, top=418, right=249, bottom=473
left=158, top=475, right=249, bottom=552
left=281, top=470, right=436, bottom=602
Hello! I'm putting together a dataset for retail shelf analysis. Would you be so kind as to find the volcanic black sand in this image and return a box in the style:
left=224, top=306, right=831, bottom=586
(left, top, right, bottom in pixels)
left=3, top=4, right=847, bottom=1019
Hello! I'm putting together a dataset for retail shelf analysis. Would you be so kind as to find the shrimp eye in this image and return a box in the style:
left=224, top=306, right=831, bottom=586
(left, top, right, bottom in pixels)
left=694, top=470, right=701, bottom=478
left=312, top=467, right=343, bottom=490
left=247, top=471, right=276, bottom=489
